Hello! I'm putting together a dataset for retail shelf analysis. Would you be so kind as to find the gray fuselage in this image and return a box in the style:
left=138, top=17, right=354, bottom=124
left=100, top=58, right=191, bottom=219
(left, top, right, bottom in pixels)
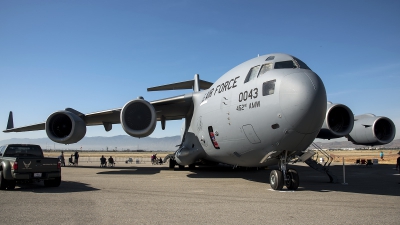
left=175, top=53, right=327, bottom=167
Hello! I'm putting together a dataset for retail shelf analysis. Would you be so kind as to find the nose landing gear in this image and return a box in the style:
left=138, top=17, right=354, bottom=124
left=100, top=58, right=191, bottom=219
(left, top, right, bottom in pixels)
left=269, top=151, right=300, bottom=190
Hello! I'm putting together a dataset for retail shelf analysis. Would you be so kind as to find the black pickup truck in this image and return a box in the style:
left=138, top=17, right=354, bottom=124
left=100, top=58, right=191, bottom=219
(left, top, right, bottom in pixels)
left=0, top=144, right=61, bottom=190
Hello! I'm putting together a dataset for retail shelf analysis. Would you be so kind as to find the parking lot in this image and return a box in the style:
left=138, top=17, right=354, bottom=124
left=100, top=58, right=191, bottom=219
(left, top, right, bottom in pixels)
left=1, top=162, right=399, bottom=224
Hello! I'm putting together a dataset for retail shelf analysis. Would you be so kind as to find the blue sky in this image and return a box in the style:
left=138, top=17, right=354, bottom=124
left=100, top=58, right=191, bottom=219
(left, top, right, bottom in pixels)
left=1, top=0, right=399, bottom=142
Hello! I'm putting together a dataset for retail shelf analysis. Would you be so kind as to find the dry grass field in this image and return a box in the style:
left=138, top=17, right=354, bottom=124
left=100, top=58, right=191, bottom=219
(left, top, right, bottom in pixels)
left=327, top=149, right=399, bottom=164
left=43, top=149, right=400, bottom=165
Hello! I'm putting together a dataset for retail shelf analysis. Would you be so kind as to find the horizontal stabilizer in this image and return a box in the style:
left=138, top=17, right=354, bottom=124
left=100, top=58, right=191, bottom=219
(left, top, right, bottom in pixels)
left=148, top=79, right=213, bottom=92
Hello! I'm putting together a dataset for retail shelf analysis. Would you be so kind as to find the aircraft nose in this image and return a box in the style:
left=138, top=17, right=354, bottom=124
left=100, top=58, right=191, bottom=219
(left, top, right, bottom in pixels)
left=279, top=71, right=327, bottom=134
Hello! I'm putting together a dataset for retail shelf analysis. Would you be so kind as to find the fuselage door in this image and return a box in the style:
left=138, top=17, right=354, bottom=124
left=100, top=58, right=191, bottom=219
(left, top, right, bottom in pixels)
left=242, top=124, right=261, bottom=144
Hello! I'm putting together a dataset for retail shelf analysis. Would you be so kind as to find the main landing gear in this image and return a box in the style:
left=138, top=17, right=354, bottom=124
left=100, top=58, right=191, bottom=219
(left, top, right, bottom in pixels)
left=269, top=151, right=299, bottom=191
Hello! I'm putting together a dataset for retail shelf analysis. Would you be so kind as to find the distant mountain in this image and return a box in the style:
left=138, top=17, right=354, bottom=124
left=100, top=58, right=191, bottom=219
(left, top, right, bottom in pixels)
left=1, top=135, right=399, bottom=151
left=0, top=135, right=181, bottom=151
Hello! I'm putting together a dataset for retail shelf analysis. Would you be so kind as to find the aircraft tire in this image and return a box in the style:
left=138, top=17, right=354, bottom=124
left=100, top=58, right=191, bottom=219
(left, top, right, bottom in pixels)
left=0, top=171, right=8, bottom=190
left=188, top=164, right=195, bottom=169
left=270, top=170, right=284, bottom=190
left=178, top=165, right=185, bottom=169
left=286, top=169, right=299, bottom=190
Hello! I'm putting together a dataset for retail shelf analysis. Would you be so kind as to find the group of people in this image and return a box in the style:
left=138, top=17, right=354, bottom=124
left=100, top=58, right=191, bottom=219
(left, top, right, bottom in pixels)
left=100, top=155, right=115, bottom=167
left=151, top=154, right=163, bottom=165
left=58, top=151, right=79, bottom=166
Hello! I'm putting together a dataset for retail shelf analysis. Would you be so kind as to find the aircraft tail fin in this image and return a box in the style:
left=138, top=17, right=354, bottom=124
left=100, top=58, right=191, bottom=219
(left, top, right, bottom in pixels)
left=7, top=111, right=14, bottom=130
left=147, top=74, right=213, bottom=92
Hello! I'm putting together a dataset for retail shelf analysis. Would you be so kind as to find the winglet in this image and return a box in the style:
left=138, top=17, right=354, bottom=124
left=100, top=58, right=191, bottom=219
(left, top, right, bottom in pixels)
left=7, top=111, right=14, bottom=130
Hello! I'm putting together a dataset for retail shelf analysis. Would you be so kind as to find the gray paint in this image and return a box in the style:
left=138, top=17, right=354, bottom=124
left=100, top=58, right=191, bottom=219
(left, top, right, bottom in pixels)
left=3, top=53, right=396, bottom=167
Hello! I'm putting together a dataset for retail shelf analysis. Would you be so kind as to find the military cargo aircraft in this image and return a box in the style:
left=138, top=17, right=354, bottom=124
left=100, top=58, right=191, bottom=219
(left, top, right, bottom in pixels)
left=4, top=53, right=396, bottom=190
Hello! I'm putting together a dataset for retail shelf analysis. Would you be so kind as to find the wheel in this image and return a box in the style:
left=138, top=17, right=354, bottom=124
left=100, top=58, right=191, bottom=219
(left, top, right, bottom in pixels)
left=0, top=171, right=8, bottom=190
left=188, top=164, right=195, bottom=169
left=270, top=170, right=284, bottom=190
left=178, top=165, right=185, bottom=169
left=169, top=159, right=176, bottom=169
left=286, top=169, right=299, bottom=190
left=7, top=180, right=16, bottom=190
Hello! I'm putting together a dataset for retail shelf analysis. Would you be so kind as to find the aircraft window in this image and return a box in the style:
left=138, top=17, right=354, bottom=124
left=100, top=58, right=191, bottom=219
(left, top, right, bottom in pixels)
left=244, top=65, right=260, bottom=83
left=274, top=60, right=296, bottom=69
left=293, top=57, right=311, bottom=70
left=265, top=56, right=275, bottom=61
left=258, top=63, right=273, bottom=77
left=263, top=80, right=276, bottom=96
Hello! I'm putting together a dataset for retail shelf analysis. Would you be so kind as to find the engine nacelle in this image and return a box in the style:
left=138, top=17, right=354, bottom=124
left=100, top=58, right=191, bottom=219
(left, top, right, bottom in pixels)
left=46, top=111, right=86, bottom=144
left=120, top=99, right=157, bottom=138
left=317, top=102, right=354, bottom=139
left=346, top=114, right=396, bottom=146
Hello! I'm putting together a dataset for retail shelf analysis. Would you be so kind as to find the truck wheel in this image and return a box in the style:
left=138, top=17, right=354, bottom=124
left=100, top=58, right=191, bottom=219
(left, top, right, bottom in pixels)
left=7, top=180, right=16, bottom=190
left=0, top=171, right=8, bottom=190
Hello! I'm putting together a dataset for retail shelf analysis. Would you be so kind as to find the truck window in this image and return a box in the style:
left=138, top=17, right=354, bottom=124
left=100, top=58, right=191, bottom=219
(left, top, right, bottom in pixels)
left=0, top=146, right=5, bottom=155
left=4, top=145, right=44, bottom=158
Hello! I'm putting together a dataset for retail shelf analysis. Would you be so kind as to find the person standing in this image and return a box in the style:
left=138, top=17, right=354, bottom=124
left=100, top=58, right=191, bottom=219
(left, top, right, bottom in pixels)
left=396, top=151, right=400, bottom=184
left=74, top=151, right=79, bottom=166
left=380, top=151, right=384, bottom=160
left=59, top=151, right=65, bottom=166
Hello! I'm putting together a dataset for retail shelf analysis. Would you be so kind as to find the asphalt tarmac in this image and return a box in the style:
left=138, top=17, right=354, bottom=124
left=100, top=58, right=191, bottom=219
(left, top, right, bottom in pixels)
left=1, top=161, right=399, bottom=225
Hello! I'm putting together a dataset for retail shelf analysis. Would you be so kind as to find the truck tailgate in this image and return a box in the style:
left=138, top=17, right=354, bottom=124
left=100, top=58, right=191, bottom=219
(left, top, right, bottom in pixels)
left=16, top=158, right=59, bottom=173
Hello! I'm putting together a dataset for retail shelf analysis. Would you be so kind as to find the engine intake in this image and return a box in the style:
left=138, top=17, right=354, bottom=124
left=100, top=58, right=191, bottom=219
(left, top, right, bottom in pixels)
left=46, top=111, right=86, bottom=144
left=317, top=102, right=354, bottom=139
left=120, top=99, right=156, bottom=138
left=346, top=114, right=396, bottom=146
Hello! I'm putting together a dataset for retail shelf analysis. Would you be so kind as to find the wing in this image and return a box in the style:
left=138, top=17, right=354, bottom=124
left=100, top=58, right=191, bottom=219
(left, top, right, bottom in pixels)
left=3, top=94, right=193, bottom=133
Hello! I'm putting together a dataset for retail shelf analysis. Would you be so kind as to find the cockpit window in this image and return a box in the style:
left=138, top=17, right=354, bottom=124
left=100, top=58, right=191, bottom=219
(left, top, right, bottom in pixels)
left=258, top=63, right=273, bottom=77
left=265, top=56, right=275, bottom=61
left=274, top=60, right=296, bottom=69
left=244, top=65, right=260, bottom=83
left=293, top=57, right=311, bottom=70
left=263, top=80, right=276, bottom=96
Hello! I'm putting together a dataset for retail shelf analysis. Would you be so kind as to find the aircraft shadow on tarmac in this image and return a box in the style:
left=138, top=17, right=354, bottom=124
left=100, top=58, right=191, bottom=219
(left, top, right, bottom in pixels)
left=95, top=166, right=171, bottom=175
left=11, top=180, right=99, bottom=193
left=185, top=164, right=400, bottom=196
left=87, top=163, right=400, bottom=196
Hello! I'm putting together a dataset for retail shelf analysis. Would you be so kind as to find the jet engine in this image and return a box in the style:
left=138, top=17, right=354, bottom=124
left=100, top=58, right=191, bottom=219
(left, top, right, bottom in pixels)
left=46, top=111, right=86, bottom=144
left=346, top=114, right=396, bottom=146
left=120, top=98, right=157, bottom=138
left=317, top=102, right=354, bottom=139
